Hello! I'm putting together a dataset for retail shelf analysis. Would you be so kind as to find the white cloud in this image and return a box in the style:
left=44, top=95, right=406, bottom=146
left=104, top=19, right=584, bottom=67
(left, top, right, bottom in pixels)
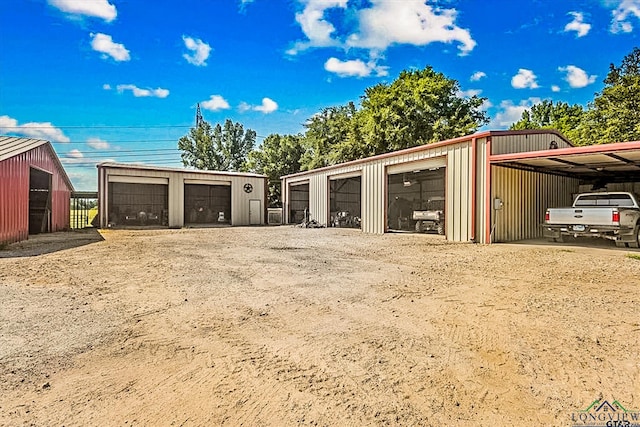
left=239, top=98, right=279, bottom=114
left=201, top=95, right=231, bottom=111
left=0, top=115, right=70, bottom=143
left=324, top=57, right=388, bottom=77
left=470, top=71, right=486, bottom=81
left=288, top=0, right=475, bottom=56
left=611, top=0, right=640, bottom=33
left=48, top=0, right=116, bottom=22
left=564, top=11, right=591, bottom=37
left=87, top=137, right=110, bottom=150
left=511, top=68, right=539, bottom=89
left=287, top=0, right=347, bottom=54
left=103, top=84, right=112, bottom=90
left=253, top=98, right=279, bottom=114
left=91, top=33, right=130, bottom=62
left=559, top=65, right=597, bottom=88
left=551, top=85, right=561, bottom=92
left=116, top=84, right=170, bottom=98
left=490, top=98, right=541, bottom=129
left=182, top=36, right=211, bottom=66
left=346, top=0, right=476, bottom=55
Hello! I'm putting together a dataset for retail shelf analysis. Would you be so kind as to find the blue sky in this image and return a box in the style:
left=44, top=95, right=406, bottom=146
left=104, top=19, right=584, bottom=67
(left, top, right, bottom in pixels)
left=1, top=0, right=639, bottom=190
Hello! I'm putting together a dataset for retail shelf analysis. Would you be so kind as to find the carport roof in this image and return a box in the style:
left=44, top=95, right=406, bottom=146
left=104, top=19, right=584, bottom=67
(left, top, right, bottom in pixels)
left=490, top=140, right=640, bottom=182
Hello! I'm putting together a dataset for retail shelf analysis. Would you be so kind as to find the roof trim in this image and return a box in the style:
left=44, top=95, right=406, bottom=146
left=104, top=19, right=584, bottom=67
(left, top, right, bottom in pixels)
left=0, top=136, right=75, bottom=191
left=97, top=162, right=267, bottom=178
left=281, top=129, right=572, bottom=179
left=490, top=140, right=640, bottom=163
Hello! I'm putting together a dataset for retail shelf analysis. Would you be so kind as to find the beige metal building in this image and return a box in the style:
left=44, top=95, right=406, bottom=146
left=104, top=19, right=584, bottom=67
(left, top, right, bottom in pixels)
left=282, top=130, right=584, bottom=244
left=97, top=163, right=267, bottom=228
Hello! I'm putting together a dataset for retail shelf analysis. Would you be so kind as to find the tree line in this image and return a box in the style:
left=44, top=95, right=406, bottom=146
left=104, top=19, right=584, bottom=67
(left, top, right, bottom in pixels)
left=178, top=48, right=640, bottom=207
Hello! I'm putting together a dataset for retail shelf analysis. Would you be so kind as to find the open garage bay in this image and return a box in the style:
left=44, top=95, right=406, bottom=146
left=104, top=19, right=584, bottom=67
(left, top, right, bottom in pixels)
left=0, top=227, right=638, bottom=425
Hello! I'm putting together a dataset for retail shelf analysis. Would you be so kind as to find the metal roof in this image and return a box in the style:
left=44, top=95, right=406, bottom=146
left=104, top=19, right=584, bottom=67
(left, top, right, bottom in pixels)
left=0, top=135, right=74, bottom=190
left=281, top=129, right=572, bottom=179
left=98, top=162, right=268, bottom=178
left=491, top=140, right=640, bottom=182
left=0, top=135, right=49, bottom=162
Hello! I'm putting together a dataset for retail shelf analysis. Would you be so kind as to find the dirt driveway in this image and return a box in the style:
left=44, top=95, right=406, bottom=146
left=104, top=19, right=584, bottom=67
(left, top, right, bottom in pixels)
left=0, top=227, right=638, bottom=426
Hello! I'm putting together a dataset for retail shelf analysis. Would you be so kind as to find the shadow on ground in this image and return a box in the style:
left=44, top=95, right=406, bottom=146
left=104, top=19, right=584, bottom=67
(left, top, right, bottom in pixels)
left=0, top=229, right=105, bottom=258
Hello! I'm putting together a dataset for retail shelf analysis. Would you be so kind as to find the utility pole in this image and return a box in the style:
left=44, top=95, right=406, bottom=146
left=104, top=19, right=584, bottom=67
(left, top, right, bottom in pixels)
left=195, top=103, right=204, bottom=128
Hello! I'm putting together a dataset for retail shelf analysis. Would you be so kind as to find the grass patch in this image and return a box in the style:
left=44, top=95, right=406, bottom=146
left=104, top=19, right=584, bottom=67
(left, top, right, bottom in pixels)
left=626, top=253, right=640, bottom=261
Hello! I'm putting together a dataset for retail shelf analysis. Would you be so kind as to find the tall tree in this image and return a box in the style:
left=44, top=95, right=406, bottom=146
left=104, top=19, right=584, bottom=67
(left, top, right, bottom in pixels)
left=358, top=66, right=489, bottom=155
left=580, top=47, right=640, bottom=144
left=510, top=100, right=585, bottom=143
left=178, top=119, right=256, bottom=171
left=300, top=102, right=368, bottom=170
left=246, top=133, right=306, bottom=207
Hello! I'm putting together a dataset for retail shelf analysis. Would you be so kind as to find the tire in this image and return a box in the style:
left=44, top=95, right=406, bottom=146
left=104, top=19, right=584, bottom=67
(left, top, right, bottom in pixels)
left=629, top=225, right=640, bottom=249
left=415, top=221, right=423, bottom=233
left=551, top=235, right=564, bottom=243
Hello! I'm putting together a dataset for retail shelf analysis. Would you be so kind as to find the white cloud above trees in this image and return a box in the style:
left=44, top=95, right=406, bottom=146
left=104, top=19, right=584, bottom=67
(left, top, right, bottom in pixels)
left=201, top=95, right=231, bottom=111
left=559, top=65, right=596, bottom=88
left=511, top=69, right=539, bottom=89
left=324, top=57, right=388, bottom=77
left=287, top=0, right=475, bottom=56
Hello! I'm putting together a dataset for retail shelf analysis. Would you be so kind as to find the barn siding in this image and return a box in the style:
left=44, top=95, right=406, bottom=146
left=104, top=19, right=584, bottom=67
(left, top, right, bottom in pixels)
left=0, top=144, right=72, bottom=244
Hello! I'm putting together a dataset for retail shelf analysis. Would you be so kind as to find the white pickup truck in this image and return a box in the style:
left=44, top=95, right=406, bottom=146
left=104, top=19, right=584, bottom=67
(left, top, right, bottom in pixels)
left=543, top=192, right=640, bottom=248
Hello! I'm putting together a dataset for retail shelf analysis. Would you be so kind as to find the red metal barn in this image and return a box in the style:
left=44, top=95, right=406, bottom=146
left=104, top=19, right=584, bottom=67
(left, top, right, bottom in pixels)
left=0, top=136, right=74, bottom=244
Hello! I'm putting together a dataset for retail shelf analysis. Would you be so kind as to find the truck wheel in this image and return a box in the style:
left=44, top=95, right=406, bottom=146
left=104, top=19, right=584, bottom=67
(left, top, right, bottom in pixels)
left=551, top=235, right=564, bottom=243
left=415, top=221, right=423, bottom=233
left=630, top=226, right=640, bottom=249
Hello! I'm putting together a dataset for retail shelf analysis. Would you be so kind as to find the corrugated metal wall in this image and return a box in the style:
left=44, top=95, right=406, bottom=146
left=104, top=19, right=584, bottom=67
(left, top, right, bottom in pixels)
left=475, top=137, right=490, bottom=244
left=491, top=133, right=572, bottom=155
left=282, top=140, right=475, bottom=241
left=98, top=166, right=266, bottom=228
left=0, top=145, right=71, bottom=244
left=490, top=166, right=579, bottom=242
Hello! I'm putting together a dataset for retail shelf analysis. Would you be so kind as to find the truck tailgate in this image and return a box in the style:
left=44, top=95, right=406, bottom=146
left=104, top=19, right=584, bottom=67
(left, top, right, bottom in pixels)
left=547, top=208, right=616, bottom=226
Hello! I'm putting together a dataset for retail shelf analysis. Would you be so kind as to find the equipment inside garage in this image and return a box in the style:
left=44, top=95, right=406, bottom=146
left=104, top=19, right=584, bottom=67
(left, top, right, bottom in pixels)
left=108, top=182, right=168, bottom=226
left=184, top=184, right=231, bottom=224
left=330, top=177, right=361, bottom=228
left=387, top=167, right=445, bottom=233
left=288, top=183, right=309, bottom=224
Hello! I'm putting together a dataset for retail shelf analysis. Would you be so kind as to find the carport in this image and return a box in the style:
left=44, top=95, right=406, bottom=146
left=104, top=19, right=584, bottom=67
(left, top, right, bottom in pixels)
left=489, top=141, right=640, bottom=243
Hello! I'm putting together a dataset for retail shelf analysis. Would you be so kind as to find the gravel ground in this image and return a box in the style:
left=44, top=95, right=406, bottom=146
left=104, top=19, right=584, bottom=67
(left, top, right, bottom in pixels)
left=0, top=227, right=638, bottom=426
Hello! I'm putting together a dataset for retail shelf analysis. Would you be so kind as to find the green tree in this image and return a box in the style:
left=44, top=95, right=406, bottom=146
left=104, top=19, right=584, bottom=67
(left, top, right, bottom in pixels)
left=510, top=100, right=585, bottom=143
left=358, top=66, right=489, bottom=155
left=178, top=119, right=256, bottom=171
left=580, top=47, right=640, bottom=144
left=300, top=102, right=364, bottom=170
left=246, top=134, right=306, bottom=206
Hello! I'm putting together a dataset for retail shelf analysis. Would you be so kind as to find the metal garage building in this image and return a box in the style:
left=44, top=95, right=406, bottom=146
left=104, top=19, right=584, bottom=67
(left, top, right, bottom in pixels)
left=0, top=136, right=74, bottom=244
left=97, top=163, right=267, bottom=228
left=281, top=130, right=586, bottom=243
